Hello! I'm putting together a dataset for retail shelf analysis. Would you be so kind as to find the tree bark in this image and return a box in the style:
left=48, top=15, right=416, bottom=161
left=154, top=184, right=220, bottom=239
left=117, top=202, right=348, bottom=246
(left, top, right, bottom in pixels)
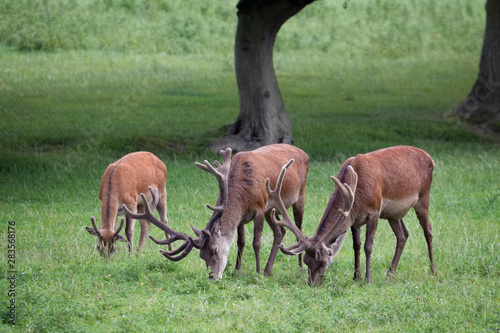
left=209, top=0, right=314, bottom=153
left=452, top=0, right=500, bottom=134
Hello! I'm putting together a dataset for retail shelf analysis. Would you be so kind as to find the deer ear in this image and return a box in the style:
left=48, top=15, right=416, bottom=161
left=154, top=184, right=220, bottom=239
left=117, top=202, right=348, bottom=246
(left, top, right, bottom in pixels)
left=116, top=234, right=128, bottom=243
left=86, top=227, right=99, bottom=237
left=315, top=248, right=322, bottom=261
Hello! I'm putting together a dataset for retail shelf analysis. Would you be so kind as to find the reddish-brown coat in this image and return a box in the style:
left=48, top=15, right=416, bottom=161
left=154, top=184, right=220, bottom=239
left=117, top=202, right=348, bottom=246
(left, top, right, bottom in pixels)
left=87, top=151, right=169, bottom=259
left=212, top=144, right=309, bottom=277
left=131, top=144, right=309, bottom=280
left=272, top=145, right=437, bottom=286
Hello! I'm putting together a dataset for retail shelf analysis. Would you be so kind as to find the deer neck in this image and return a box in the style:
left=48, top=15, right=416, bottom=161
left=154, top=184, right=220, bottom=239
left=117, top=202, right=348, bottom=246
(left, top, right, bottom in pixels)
left=218, top=207, right=242, bottom=239
left=100, top=195, right=118, bottom=232
left=314, top=190, right=353, bottom=242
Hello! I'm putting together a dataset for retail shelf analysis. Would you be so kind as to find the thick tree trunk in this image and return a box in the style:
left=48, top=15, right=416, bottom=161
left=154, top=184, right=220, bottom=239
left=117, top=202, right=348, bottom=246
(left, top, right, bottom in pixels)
left=452, top=0, right=500, bottom=134
left=209, top=0, right=314, bottom=153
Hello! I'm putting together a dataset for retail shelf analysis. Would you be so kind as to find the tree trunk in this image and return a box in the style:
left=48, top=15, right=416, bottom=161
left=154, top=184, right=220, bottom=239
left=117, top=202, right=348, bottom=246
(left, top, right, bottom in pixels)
left=452, top=0, right=500, bottom=134
left=209, top=0, right=314, bottom=153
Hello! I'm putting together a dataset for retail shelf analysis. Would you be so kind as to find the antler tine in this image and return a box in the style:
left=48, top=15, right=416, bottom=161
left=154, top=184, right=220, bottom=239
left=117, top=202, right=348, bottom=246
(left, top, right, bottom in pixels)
left=113, top=217, right=125, bottom=238
left=332, top=166, right=358, bottom=213
left=194, top=160, right=223, bottom=178
left=279, top=239, right=309, bottom=255
left=90, top=216, right=103, bottom=237
left=148, top=186, right=160, bottom=212
left=149, top=233, right=185, bottom=245
left=218, top=147, right=232, bottom=173
left=149, top=232, right=197, bottom=261
left=159, top=242, right=194, bottom=261
left=317, top=165, right=358, bottom=245
left=195, top=147, right=232, bottom=213
left=206, top=203, right=225, bottom=212
left=194, top=148, right=231, bottom=180
left=159, top=241, right=191, bottom=256
left=189, top=229, right=211, bottom=249
left=265, top=159, right=310, bottom=246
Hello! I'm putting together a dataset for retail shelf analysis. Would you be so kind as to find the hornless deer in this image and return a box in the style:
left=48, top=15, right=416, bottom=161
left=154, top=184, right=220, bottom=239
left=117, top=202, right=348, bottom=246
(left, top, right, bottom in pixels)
left=86, top=151, right=170, bottom=260
left=267, top=146, right=437, bottom=286
left=123, top=144, right=309, bottom=279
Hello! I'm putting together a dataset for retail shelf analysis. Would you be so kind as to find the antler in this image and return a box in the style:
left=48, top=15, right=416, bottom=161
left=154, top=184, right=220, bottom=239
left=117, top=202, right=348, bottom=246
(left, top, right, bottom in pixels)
left=90, top=216, right=124, bottom=239
left=316, top=165, right=358, bottom=246
left=122, top=186, right=199, bottom=260
left=265, top=159, right=311, bottom=255
left=194, top=148, right=232, bottom=213
left=113, top=217, right=125, bottom=238
left=90, top=216, right=103, bottom=237
left=159, top=242, right=194, bottom=261
left=122, top=187, right=175, bottom=236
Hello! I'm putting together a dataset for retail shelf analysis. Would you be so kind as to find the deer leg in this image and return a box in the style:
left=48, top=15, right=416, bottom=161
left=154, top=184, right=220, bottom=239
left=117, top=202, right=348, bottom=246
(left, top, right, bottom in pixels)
left=364, top=217, right=379, bottom=283
left=263, top=210, right=284, bottom=277
left=292, top=200, right=305, bottom=269
left=387, top=218, right=409, bottom=279
left=137, top=219, right=151, bottom=253
left=235, top=223, right=246, bottom=272
left=156, top=189, right=172, bottom=251
left=414, top=203, right=437, bottom=276
left=352, top=226, right=362, bottom=280
left=125, top=214, right=135, bottom=255
left=253, top=213, right=266, bottom=275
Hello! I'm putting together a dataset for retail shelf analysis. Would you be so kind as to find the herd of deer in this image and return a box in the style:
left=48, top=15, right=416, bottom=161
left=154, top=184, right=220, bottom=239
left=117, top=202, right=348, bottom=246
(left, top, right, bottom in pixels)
left=86, top=144, right=437, bottom=286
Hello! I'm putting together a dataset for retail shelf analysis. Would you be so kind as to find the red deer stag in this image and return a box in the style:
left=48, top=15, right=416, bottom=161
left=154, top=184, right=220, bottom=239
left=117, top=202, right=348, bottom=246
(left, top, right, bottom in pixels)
left=86, top=151, right=170, bottom=260
left=123, top=144, right=309, bottom=279
left=267, top=146, right=437, bottom=286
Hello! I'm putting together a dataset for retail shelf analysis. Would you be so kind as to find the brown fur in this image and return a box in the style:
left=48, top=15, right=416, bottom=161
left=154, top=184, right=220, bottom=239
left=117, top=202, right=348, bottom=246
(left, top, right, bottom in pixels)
left=86, top=151, right=169, bottom=259
left=212, top=144, right=309, bottom=277
left=276, top=146, right=436, bottom=286
left=141, top=144, right=309, bottom=279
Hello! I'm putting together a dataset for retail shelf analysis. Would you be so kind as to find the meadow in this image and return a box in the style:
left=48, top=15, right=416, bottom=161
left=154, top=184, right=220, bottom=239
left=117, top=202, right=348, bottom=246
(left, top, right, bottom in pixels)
left=0, top=0, right=499, bottom=332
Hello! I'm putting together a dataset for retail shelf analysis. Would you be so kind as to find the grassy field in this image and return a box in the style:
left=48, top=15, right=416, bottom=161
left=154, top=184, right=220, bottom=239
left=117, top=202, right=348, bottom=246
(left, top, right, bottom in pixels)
left=1, top=0, right=499, bottom=332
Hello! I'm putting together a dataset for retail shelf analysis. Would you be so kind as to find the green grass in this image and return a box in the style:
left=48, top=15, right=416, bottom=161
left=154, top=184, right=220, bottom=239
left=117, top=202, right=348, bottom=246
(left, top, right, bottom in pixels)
left=0, top=0, right=484, bottom=55
left=1, top=0, right=499, bottom=331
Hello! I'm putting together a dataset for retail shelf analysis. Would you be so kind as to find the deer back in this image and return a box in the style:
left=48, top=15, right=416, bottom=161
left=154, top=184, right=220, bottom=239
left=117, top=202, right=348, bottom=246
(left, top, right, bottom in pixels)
left=98, top=151, right=167, bottom=231
left=312, top=146, right=433, bottom=241
left=219, top=144, right=309, bottom=230
left=347, top=146, right=434, bottom=223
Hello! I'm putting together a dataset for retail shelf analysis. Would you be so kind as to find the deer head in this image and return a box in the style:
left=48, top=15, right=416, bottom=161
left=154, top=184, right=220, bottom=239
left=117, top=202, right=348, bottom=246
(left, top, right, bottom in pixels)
left=197, top=227, right=231, bottom=279
left=266, top=160, right=357, bottom=286
left=302, top=233, right=348, bottom=286
left=192, top=147, right=233, bottom=279
left=86, top=216, right=127, bottom=260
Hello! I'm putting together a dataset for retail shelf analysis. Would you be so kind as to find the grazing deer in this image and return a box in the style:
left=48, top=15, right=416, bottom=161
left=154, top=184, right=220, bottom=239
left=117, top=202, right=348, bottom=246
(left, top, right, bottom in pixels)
left=86, top=151, right=170, bottom=260
left=124, top=144, right=309, bottom=279
left=267, top=146, right=437, bottom=286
